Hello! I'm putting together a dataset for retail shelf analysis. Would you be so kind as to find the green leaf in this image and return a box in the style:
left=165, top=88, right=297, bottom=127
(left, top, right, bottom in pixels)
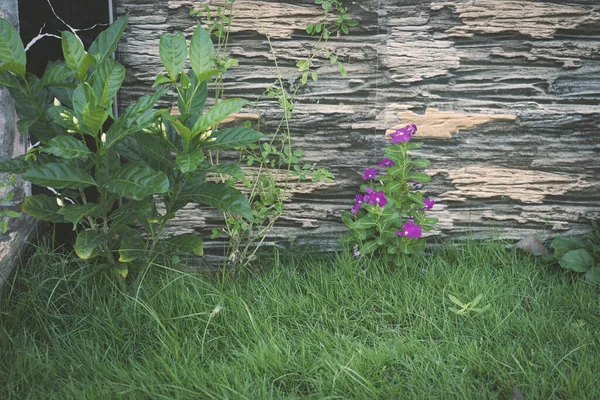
left=91, top=58, right=125, bottom=105
left=0, top=155, right=30, bottom=174
left=104, top=88, right=166, bottom=148
left=159, top=32, right=187, bottom=81
left=585, top=267, right=600, bottom=282
left=407, top=172, right=432, bottom=183
left=192, top=98, right=249, bottom=134
left=559, top=249, right=594, bottom=273
left=77, top=54, right=96, bottom=81
left=202, top=126, right=263, bottom=150
left=82, top=104, right=108, bottom=133
left=199, top=163, right=244, bottom=180
left=178, top=181, right=252, bottom=220
left=0, top=61, right=25, bottom=77
left=550, top=236, right=585, bottom=258
left=22, top=195, right=65, bottom=223
left=0, top=18, right=26, bottom=75
left=177, top=73, right=207, bottom=116
left=24, top=163, right=96, bottom=189
left=4, top=210, right=20, bottom=218
left=152, top=74, right=171, bottom=87
left=104, top=163, right=169, bottom=200
left=0, top=220, right=7, bottom=234
left=410, top=158, right=431, bottom=168
left=61, top=31, right=86, bottom=73
left=176, top=149, right=205, bottom=173
left=448, top=295, right=465, bottom=308
left=57, top=203, right=100, bottom=228
left=162, top=234, right=203, bottom=255
left=44, top=136, right=91, bottom=160
left=171, top=119, right=193, bottom=144
left=75, top=229, right=106, bottom=260
left=117, top=228, right=146, bottom=262
left=360, top=240, right=378, bottom=255
left=88, top=14, right=128, bottom=65
left=108, top=200, right=150, bottom=231
left=189, top=23, right=215, bottom=80
left=39, top=62, right=74, bottom=87
left=0, top=69, right=24, bottom=90
left=117, top=133, right=175, bottom=176
left=350, top=215, right=377, bottom=230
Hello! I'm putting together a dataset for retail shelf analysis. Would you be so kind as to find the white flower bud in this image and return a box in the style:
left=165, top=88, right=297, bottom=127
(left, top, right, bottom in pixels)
left=101, top=133, right=107, bottom=143
left=60, top=112, right=69, bottom=119
left=67, top=129, right=77, bottom=134
left=53, top=98, right=61, bottom=107
left=161, top=122, right=166, bottom=132
left=72, top=116, right=79, bottom=126
left=56, top=198, right=64, bottom=207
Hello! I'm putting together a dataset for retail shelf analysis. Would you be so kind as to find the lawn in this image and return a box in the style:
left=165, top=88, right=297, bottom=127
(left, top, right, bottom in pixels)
left=1, top=239, right=599, bottom=399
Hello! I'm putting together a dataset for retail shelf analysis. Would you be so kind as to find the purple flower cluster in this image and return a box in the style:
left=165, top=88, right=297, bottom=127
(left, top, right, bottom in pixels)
left=351, top=188, right=388, bottom=215
left=361, top=168, right=378, bottom=180
left=391, top=124, right=417, bottom=143
left=378, top=158, right=395, bottom=167
left=396, top=221, right=422, bottom=239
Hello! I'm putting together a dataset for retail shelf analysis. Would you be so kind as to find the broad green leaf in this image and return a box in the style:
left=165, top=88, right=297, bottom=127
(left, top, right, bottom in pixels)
left=162, top=234, right=203, bottom=255
left=105, top=163, right=169, bottom=200
left=120, top=133, right=175, bottom=176
left=550, top=236, right=585, bottom=258
left=57, top=203, right=100, bottom=228
left=171, top=119, right=193, bottom=144
left=410, top=158, right=431, bottom=168
left=22, top=195, right=65, bottom=223
left=91, top=58, right=125, bottom=105
left=0, top=220, right=7, bottom=234
left=585, top=267, right=600, bottom=282
left=152, top=74, right=171, bottom=87
left=192, top=98, right=249, bottom=134
left=202, top=126, right=263, bottom=150
left=117, top=228, right=145, bottom=262
left=559, top=249, right=594, bottom=273
left=77, top=54, right=96, bottom=81
left=178, top=181, right=252, bottom=220
left=407, top=172, right=432, bottom=183
left=176, top=149, right=205, bottom=173
left=61, top=31, right=86, bottom=73
left=39, top=61, right=74, bottom=87
left=189, top=23, right=215, bottom=79
left=75, top=229, right=106, bottom=260
left=108, top=200, right=151, bottom=231
left=0, top=18, right=26, bottom=75
left=177, top=72, right=207, bottom=116
left=89, top=14, right=128, bottom=65
left=0, top=61, right=25, bottom=77
left=360, top=240, right=378, bottom=255
left=46, top=106, right=77, bottom=130
left=24, top=162, right=96, bottom=189
left=199, top=163, right=244, bottom=179
left=159, top=32, right=187, bottom=81
left=44, top=136, right=91, bottom=160
left=104, top=88, right=167, bottom=148
left=82, top=104, right=108, bottom=133
left=0, top=69, right=24, bottom=90
left=0, top=155, right=30, bottom=174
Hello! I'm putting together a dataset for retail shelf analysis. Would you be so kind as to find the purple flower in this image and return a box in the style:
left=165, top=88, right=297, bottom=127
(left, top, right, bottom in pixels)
left=365, top=187, right=374, bottom=195
left=378, top=158, right=395, bottom=167
left=396, top=221, right=423, bottom=239
left=405, top=124, right=417, bottom=135
left=422, top=197, right=435, bottom=210
left=411, top=180, right=423, bottom=190
left=391, top=129, right=411, bottom=143
left=370, top=191, right=387, bottom=207
left=363, top=194, right=371, bottom=204
left=361, top=168, right=378, bottom=180
left=351, top=203, right=361, bottom=215
left=355, top=194, right=365, bottom=204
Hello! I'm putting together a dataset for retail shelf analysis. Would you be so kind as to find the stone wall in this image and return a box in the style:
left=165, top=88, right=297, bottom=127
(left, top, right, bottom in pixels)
left=115, top=0, right=600, bottom=250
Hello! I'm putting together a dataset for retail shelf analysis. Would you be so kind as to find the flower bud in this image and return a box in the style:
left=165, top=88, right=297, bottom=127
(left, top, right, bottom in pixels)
left=161, top=122, right=166, bottom=132
left=59, top=112, right=69, bottom=119
left=67, top=129, right=77, bottom=134
left=101, top=133, right=107, bottom=143
left=56, top=198, right=64, bottom=207
left=142, top=128, right=152, bottom=133
left=53, top=98, right=61, bottom=107
left=72, top=116, right=79, bottom=126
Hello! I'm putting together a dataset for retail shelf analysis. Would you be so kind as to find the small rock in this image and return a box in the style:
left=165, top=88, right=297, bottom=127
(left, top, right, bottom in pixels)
left=516, top=234, right=549, bottom=256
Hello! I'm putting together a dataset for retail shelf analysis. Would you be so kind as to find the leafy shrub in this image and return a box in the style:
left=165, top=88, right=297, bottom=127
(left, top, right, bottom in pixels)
left=550, top=221, right=600, bottom=282
left=342, top=124, right=438, bottom=264
left=0, top=15, right=263, bottom=280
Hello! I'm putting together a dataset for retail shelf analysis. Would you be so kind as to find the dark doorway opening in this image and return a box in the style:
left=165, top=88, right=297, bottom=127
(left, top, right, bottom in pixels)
left=19, top=0, right=110, bottom=77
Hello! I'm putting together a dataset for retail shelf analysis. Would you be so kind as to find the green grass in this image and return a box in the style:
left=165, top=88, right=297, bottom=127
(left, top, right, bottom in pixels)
left=1, top=239, right=599, bottom=399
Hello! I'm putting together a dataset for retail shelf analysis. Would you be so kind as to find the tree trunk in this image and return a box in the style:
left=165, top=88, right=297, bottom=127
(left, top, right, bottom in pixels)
left=0, top=0, right=37, bottom=287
